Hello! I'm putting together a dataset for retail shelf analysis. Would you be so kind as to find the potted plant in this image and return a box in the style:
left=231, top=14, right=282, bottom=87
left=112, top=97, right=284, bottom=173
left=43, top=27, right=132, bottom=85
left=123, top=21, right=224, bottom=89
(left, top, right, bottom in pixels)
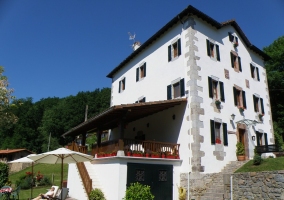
left=215, top=138, right=221, bottom=144
left=97, top=152, right=105, bottom=158
left=215, top=99, right=221, bottom=106
left=111, top=150, right=117, bottom=156
left=236, top=142, right=245, bottom=161
left=126, top=151, right=131, bottom=156
left=105, top=151, right=112, bottom=157
left=165, top=152, right=176, bottom=159
left=151, top=151, right=160, bottom=158
left=238, top=106, right=244, bottom=112
left=132, top=151, right=143, bottom=157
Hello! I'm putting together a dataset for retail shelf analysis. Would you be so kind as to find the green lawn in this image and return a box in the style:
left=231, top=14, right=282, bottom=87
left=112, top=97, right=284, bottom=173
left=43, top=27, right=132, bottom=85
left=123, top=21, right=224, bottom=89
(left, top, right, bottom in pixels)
left=235, top=157, right=284, bottom=173
left=9, top=163, right=68, bottom=200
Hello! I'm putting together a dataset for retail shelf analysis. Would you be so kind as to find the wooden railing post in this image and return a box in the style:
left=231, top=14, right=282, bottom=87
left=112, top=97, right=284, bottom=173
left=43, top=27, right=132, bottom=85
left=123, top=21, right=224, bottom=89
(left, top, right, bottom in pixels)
left=119, top=139, right=124, bottom=151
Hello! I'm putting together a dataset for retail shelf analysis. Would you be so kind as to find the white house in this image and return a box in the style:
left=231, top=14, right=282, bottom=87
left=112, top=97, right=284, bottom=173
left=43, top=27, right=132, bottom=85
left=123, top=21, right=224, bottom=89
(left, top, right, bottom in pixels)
left=63, top=5, right=273, bottom=200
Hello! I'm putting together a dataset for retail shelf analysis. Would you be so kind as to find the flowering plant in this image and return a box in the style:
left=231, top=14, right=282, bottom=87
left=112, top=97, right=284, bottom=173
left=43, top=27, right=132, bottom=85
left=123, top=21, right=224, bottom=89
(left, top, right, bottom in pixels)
left=215, top=138, right=222, bottom=144
left=25, top=171, right=33, bottom=177
left=238, top=106, right=245, bottom=112
left=215, top=99, right=221, bottom=106
left=36, top=171, right=43, bottom=182
left=234, top=42, right=238, bottom=47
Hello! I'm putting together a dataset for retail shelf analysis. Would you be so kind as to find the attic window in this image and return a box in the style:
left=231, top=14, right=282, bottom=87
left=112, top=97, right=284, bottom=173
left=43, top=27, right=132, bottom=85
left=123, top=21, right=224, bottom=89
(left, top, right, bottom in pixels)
left=228, top=32, right=239, bottom=47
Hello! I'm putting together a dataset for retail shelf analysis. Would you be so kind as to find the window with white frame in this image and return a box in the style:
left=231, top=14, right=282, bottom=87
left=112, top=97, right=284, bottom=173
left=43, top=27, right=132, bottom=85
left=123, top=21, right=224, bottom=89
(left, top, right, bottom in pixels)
left=253, top=94, right=264, bottom=114
left=210, top=119, right=228, bottom=145
left=206, top=39, right=220, bottom=61
left=168, top=38, right=181, bottom=62
left=250, top=64, right=260, bottom=81
left=228, top=32, right=239, bottom=47
left=230, top=51, right=242, bottom=72
left=167, top=78, right=185, bottom=100
left=233, top=86, right=246, bottom=109
left=118, top=77, right=126, bottom=93
left=136, top=62, right=146, bottom=82
left=208, top=76, right=225, bottom=102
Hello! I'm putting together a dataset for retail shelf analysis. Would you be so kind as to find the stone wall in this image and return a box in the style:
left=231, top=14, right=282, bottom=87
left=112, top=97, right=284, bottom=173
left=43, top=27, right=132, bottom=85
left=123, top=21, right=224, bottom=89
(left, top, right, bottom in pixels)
left=224, top=171, right=284, bottom=199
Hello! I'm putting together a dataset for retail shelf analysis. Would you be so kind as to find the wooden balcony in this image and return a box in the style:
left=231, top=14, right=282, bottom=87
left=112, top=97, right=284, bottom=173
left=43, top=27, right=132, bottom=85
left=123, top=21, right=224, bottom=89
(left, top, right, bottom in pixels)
left=92, top=139, right=180, bottom=157
left=66, top=142, right=88, bottom=154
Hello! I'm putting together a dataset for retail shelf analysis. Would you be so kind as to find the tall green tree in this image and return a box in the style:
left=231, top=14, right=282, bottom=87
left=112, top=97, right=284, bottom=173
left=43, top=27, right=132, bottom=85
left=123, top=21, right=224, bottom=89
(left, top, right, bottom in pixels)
left=263, top=35, right=284, bottom=142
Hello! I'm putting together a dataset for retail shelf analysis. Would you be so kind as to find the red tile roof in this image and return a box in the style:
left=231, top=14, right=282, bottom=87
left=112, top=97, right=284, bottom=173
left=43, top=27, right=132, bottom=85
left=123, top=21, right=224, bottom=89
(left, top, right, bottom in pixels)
left=0, top=149, right=33, bottom=154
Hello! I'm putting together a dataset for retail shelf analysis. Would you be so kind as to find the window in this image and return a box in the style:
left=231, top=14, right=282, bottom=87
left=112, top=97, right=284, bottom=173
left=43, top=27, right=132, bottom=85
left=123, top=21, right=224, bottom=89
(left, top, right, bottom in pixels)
left=230, top=52, right=242, bottom=72
left=233, top=86, right=246, bottom=109
left=228, top=32, right=239, bottom=47
left=168, top=38, right=181, bottom=62
left=253, top=95, right=264, bottom=114
left=208, top=77, right=225, bottom=102
left=136, top=63, right=146, bottom=82
left=210, top=120, right=228, bottom=145
left=135, top=97, right=146, bottom=103
left=250, top=64, right=260, bottom=81
left=256, top=132, right=268, bottom=146
left=206, top=39, right=220, bottom=61
left=167, top=78, right=185, bottom=100
left=118, top=78, right=126, bottom=93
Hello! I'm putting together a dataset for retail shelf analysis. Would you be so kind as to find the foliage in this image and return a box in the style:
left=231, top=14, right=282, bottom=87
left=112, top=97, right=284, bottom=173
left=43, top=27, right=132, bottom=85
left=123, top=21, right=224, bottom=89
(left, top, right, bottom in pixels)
left=0, top=66, right=18, bottom=127
left=235, top=157, right=284, bottom=173
left=0, top=162, right=9, bottom=188
left=263, top=36, right=284, bottom=139
left=236, top=142, right=245, bottom=156
left=86, top=133, right=97, bottom=151
left=273, top=122, right=284, bottom=150
left=0, top=88, right=110, bottom=153
left=123, top=182, right=154, bottom=200
left=38, top=176, right=52, bottom=186
left=178, top=186, right=187, bottom=200
left=253, top=153, right=262, bottom=165
left=89, top=188, right=106, bottom=200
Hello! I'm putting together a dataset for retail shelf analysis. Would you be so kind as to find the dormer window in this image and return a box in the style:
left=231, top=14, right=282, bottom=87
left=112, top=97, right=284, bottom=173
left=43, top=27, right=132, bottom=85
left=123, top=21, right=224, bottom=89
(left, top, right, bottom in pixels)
left=168, top=38, right=181, bottom=62
left=228, top=32, right=239, bottom=47
left=206, top=39, right=220, bottom=61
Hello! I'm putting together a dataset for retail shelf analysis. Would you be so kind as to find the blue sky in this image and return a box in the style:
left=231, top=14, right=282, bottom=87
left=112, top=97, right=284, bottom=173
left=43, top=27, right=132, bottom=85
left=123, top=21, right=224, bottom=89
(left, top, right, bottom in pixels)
left=0, top=0, right=283, bottom=102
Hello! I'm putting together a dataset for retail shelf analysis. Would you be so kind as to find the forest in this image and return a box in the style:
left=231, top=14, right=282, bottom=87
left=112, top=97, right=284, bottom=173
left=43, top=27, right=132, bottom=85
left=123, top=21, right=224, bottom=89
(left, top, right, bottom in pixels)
left=0, top=88, right=111, bottom=153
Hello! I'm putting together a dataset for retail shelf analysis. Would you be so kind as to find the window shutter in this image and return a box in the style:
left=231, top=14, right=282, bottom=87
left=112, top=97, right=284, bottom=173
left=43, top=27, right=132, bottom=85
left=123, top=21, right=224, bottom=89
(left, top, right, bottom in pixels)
left=220, top=81, right=225, bottom=102
left=119, top=81, right=121, bottom=93
left=264, top=133, right=268, bottom=146
left=208, top=77, right=213, bottom=98
left=256, top=132, right=260, bottom=146
left=260, top=98, right=265, bottom=114
left=228, top=32, right=233, bottom=42
left=180, top=78, right=185, bottom=97
left=253, top=95, right=257, bottom=112
left=250, top=64, right=254, bottom=78
left=223, top=123, right=228, bottom=146
left=256, top=67, right=260, bottom=81
left=242, top=90, right=247, bottom=109
left=144, top=63, right=146, bottom=77
left=143, top=97, right=146, bottom=102
left=210, top=120, right=216, bottom=145
left=135, top=101, right=138, bottom=103
left=230, top=52, right=234, bottom=68
left=233, top=87, right=238, bottom=106
left=216, top=44, right=220, bottom=61
left=168, top=45, right=172, bottom=62
left=238, top=56, right=242, bottom=72
left=167, top=85, right=172, bottom=100
left=136, top=68, right=139, bottom=82
left=178, top=38, right=181, bottom=56
left=124, top=78, right=126, bottom=90
left=206, top=39, right=210, bottom=56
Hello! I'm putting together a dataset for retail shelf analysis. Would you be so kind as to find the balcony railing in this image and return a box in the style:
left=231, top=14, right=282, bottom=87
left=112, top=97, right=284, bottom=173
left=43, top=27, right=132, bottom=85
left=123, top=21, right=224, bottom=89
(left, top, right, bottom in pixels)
left=92, top=139, right=180, bottom=156
left=255, top=145, right=282, bottom=154
left=66, top=142, right=87, bottom=154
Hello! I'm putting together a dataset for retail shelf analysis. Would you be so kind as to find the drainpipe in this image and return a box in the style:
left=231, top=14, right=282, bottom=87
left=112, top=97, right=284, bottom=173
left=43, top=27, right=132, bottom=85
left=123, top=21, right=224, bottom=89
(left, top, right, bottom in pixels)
left=230, top=175, right=233, bottom=200
left=188, top=172, right=191, bottom=200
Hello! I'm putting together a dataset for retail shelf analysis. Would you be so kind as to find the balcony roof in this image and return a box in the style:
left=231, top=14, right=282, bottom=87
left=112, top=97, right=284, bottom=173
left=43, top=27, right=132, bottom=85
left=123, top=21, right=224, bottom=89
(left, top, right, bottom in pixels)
left=62, top=98, right=187, bottom=138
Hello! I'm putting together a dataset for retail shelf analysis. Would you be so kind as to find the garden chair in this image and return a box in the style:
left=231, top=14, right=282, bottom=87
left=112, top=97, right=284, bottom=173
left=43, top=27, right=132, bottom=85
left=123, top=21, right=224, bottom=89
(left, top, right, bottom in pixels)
left=10, top=186, right=21, bottom=200
left=51, top=187, right=69, bottom=200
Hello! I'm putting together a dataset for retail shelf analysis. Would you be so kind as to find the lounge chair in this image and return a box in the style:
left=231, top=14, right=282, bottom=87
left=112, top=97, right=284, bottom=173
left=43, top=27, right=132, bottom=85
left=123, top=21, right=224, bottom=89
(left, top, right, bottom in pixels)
left=51, top=188, right=69, bottom=200
left=10, top=186, right=21, bottom=200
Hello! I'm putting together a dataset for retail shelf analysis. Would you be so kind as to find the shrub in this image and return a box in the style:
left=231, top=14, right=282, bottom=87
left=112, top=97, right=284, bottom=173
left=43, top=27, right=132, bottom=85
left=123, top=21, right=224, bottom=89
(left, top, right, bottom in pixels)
left=38, top=176, right=52, bottom=186
left=89, top=188, right=106, bottom=200
left=236, top=142, right=245, bottom=156
left=0, top=162, right=9, bottom=188
left=123, top=182, right=154, bottom=200
left=19, top=176, right=33, bottom=189
left=253, top=153, right=262, bottom=165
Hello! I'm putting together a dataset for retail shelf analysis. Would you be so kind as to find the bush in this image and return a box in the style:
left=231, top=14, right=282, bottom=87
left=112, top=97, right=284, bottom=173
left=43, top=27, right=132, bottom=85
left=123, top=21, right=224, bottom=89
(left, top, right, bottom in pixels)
left=89, top=188, right=106, bottom=200
left=0, top=162, right=9, bottom=188
left=19, top=176, right=33, bottom=189
left=38, top=176, right=52, bottom=186
left=123, top=182, right=154, bottom=200
left=253, top=153, right=262, bottom=165
left=236, top=142, right=245, bottom=156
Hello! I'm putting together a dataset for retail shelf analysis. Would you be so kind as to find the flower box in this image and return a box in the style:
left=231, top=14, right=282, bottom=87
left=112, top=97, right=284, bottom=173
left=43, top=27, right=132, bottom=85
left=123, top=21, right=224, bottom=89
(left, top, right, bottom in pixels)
left=166, top=155, right=176, bottom=159
left=259, top=113, right=264, bottom=120
left=132, top=153, right=143, bottom=157
left=215, top=100, right=221, bottom=106
left=238, top=106, right=244, bottom=112
left=151, top=154, right=160, bottom=158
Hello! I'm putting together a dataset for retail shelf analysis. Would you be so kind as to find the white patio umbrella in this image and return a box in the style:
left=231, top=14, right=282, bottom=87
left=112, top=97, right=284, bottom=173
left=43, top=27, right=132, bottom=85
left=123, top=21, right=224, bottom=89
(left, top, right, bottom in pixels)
left=27, top=148, right=93, bottom=193
left=9, top=154, right=37, bottom=199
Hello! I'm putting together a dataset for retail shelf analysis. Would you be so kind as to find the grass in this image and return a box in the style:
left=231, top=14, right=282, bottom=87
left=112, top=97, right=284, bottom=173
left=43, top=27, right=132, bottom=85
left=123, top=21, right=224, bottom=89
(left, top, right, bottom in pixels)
left=235, top=157, right=284, bottom=173
left=8, top=163, right=68, bottom=200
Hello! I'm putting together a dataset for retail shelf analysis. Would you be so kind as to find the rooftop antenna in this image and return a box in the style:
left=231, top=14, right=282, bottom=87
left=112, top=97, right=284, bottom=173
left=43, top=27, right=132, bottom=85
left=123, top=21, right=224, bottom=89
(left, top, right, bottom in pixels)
left=128, top=32, right=141, bottom=51
left=128, top=32, right=136, bottom=42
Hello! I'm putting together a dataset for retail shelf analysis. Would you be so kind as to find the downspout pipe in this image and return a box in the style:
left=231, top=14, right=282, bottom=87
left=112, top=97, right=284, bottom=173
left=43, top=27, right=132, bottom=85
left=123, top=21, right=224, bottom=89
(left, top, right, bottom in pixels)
left=188, top=172, right=191, bottom=200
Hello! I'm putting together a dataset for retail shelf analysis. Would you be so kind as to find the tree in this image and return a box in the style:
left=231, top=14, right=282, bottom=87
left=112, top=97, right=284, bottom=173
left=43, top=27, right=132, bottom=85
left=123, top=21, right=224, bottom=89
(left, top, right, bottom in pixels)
left=0, top=66, right=18, bottom=127
left=263, top=36, right=284, bottom=140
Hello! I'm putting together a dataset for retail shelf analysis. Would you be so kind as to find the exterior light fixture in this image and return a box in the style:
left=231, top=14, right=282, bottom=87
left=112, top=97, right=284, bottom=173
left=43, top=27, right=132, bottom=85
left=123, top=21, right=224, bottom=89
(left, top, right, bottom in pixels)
left=252, top=136, right=255, bottom=141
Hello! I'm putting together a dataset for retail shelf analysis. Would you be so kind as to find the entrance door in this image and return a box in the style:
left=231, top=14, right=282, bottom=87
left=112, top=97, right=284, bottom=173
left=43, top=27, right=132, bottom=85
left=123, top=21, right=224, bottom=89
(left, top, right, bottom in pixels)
left=239, top=128, right=246, bottom=156
left=127, top=163, right=173, bottom=200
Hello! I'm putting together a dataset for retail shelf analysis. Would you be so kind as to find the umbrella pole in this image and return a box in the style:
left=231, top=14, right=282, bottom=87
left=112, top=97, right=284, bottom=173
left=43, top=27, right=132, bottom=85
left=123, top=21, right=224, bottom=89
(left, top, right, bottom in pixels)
left=61, top=156, right=63, bottom=200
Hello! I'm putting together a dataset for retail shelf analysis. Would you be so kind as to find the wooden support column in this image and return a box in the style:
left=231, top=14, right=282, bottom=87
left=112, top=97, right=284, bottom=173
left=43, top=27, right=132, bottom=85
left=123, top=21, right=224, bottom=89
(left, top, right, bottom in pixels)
left=97, top=129, right=102, bottom=154
left=81, top=133, right=86, bottom=146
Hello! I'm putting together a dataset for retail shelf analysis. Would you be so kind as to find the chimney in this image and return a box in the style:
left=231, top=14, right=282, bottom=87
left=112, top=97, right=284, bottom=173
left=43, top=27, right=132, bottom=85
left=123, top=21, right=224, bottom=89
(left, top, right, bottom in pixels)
left=132, top=41, right=141, bottom=51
